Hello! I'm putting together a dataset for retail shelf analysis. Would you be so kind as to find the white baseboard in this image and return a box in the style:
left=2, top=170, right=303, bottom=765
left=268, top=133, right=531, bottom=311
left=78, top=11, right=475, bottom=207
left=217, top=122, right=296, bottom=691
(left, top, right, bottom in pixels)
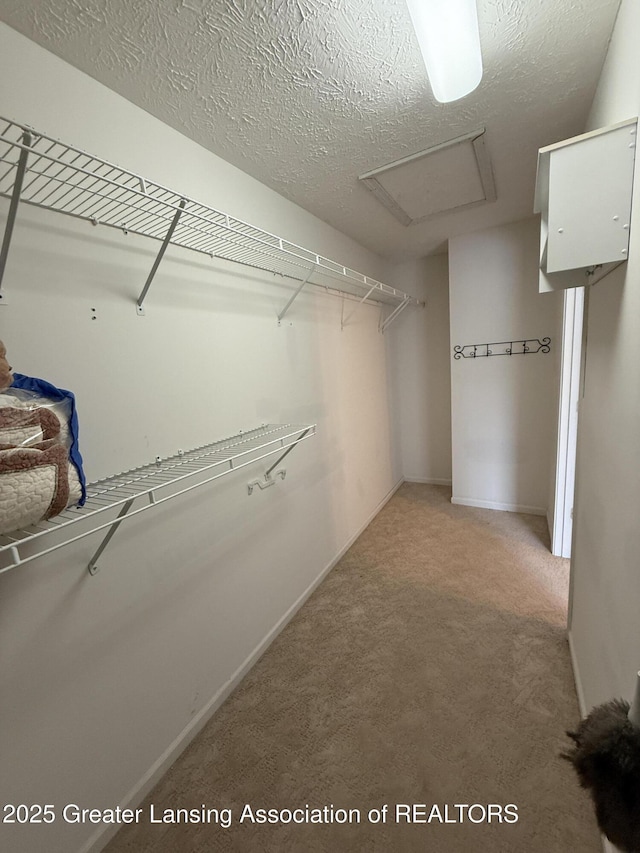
left=451, top=496, right=547, bottom=516
left=567, top=629, right=587, bottom=718
left=83, top=477, right=404, bottom=853
left=404, top=476, right=452, bottom=486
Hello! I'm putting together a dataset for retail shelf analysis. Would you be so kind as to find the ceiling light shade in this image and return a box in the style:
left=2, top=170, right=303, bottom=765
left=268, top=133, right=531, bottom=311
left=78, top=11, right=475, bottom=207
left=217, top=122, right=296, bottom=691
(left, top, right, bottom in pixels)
left=405, top=0, right=483, bottom=103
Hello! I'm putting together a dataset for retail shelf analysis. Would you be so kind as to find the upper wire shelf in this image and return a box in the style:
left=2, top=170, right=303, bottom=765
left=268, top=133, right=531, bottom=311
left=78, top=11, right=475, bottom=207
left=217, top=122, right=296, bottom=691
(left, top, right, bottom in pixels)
left=0, top=423, right=315, bottom=576
left=0, top=116, right=417, bottom=313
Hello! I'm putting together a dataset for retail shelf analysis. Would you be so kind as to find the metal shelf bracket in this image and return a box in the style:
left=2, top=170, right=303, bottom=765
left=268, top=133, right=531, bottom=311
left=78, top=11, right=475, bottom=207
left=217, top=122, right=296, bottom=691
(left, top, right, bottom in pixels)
left=247, top=469, right=286, bottom=494
left=380, top=296, right=411, bottom=333
left=278, top=264, right=316, bottom=323
left=0, top=130, right=32, bottom=301
left=87, top=498, right=134, bottom=575
left=136, top=198, right=186, bottom=313
left=341, top=282, right=378, bottom=329
left=247, top=425, right=311, bottom=494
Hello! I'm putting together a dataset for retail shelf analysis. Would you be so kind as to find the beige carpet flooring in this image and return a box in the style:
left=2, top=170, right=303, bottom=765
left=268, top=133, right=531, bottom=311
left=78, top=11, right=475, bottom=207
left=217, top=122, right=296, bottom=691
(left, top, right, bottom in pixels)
left=104, top=483, right=601, bottom=852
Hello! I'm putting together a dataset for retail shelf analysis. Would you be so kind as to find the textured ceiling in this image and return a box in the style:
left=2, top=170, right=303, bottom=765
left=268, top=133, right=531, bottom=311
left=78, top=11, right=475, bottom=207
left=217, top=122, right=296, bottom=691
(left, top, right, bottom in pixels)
left=0, top=0, right=622, bottom=258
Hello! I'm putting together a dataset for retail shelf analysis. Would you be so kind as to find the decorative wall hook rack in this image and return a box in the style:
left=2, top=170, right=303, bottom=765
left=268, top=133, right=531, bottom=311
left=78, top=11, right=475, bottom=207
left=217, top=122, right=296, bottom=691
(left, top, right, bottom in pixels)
left=453, top=337, right=551, bottom=359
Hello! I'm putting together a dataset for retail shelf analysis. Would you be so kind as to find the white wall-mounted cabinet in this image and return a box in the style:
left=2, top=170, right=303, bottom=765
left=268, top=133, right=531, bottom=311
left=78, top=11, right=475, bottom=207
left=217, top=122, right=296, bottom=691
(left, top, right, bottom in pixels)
left=534, top=117, right=637, bottom=291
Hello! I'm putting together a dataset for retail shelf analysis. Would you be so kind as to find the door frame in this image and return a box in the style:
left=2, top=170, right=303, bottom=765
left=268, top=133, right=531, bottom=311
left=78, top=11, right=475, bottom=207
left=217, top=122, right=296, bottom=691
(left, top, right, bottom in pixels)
left=551, top=286, right=585, bottom=558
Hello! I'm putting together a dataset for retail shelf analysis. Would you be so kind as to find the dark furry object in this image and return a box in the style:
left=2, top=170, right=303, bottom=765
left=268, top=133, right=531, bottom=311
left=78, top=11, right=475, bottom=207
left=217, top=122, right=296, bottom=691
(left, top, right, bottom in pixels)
left=563, top=699, right=640, bottom=852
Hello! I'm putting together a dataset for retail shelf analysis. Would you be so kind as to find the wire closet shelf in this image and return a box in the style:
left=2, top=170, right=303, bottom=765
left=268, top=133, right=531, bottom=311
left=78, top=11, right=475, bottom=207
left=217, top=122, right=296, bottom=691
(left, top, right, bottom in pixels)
left=0, top=116, right=417, bottom=313
left=0, top=423, right=315, bottom=576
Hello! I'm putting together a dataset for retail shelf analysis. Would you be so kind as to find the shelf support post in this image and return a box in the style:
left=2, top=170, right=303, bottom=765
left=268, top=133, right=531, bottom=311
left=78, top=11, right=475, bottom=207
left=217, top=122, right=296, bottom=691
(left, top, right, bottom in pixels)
left=341, top=282, right=378, bottom=329
left=277, top=265, right=316, bottom=324
left=0, top=131, right=32, bottom=300
left=380, top=297, right=411, bottom=333
left=87, top=498, right=135, bottom=575
left=266, top=427, right=311, bottom=477
left=248, top=427, right=311, bottom=494
left=136, top=198, right=186, bottom=313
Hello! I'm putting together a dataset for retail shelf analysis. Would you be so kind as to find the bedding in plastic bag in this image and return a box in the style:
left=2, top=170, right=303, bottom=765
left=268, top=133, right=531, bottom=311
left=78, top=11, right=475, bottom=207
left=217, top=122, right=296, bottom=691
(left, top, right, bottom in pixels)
left=0, top=373, right=86, bottom=535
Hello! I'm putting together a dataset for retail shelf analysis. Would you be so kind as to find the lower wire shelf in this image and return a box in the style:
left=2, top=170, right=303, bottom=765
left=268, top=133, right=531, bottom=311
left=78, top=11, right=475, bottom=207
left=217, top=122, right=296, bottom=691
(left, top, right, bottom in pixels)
left=0, top=423, right=315, bottom=576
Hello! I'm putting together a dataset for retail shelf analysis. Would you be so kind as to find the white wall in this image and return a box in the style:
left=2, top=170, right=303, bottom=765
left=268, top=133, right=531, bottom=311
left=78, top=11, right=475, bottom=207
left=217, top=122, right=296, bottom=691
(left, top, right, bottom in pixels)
left=0, top=24, right=404, bottom=853
left=569, top=0, right=640, bottom=720
left=385, top=254, right=452, bottom=485
left=448, top=218, right=563, bottom=514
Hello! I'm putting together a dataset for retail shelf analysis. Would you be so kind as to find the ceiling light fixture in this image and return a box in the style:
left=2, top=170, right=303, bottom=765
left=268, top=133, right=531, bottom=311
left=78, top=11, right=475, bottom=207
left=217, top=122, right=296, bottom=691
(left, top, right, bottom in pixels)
left=405, top=0, right=483, bottom=103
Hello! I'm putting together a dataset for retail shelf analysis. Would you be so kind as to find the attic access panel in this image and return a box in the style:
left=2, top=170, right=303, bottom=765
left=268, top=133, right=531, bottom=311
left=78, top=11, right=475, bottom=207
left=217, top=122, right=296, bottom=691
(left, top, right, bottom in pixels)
left=358, top=129, right=496, bottom=226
